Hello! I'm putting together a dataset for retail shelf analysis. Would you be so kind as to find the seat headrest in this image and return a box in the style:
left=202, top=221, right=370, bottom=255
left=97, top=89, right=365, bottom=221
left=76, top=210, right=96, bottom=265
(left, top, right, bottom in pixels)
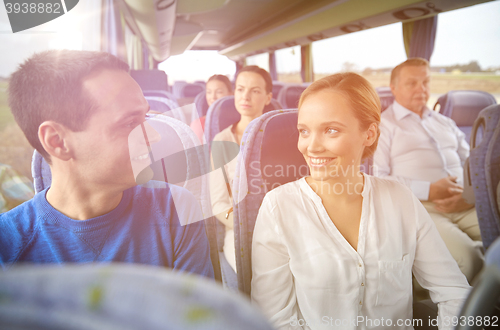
left=272, top=84, right=284, bottom=100
left=217, top=97, right=241, bottom=132
left=182, top=84, right=205, bottom=98
left=213, top=96, right=282, bottom=134
left=278, top=85, right=307, bottom=109
left=147, top=118, right=188, bottom=185
left=260, top=112, right=308, bottom=191
left=376, top=87, right=395, bottom=112
left=437, top=90, right=497, bottom=126
left=194, top=91, right=209, bottom=117
left=147, top=99, right=172, bottom=112
left=130, top=69, right=169, bottom=92
left=172, top=81, right=187, bottom=99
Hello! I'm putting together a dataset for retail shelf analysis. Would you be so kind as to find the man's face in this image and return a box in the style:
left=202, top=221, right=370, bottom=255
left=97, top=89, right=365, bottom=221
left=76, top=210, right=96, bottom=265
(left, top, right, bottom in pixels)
left=390, top=65, right=430, bottom=115
left=70, top=69, right=159, bottom=190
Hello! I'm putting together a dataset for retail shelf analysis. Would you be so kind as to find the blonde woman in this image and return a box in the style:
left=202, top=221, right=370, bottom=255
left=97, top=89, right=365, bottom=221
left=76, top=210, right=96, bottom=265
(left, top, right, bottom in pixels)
left=251, top=73, right=470, bottom=330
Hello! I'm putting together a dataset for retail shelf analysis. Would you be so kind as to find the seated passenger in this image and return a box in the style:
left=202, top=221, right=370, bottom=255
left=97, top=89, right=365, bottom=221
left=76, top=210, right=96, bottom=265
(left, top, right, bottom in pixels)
left=251, top=73, right=470, bottom=329
left=210, top=66, right=272, bottom=271
left=190, top=74, right=233, bottom=142
left=0, top=50, right=214, bottom=279
left=373, top=58, right=483, bottom=283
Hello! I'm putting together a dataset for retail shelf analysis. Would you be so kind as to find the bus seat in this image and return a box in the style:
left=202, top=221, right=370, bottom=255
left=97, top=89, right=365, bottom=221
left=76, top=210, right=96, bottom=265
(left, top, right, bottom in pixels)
left=434, top=90, right=497, bottom=142
left=143, top=89, right=177, bottom=102
left=204, top=96, right=282, bottom=146
left=468, top=104, right=500, bottom=250
left=172, top=81, right=188, bottom=99
left=145, top=96, right=187, bottom=124
left=146, top=99, right=172, bottom=114
left=456, top=237, right=500, bottom=328
left=31, top=115, right=222, bottom=283
left=181, top=83, right=205, bottom=98
left=194, top=91, right=209, bottom=119
left=276, top=84, right=307, bottom=109
left=203, top=96, right=281, bottom=290
left=130, top=69, right=169, bottom=92
left=376, top=86, right=395, bottom=112
left=31, top=151, right=51, bottom=194
left=232, top=109, right=304, bottom=294
left=272, top=81, right=285, bottom=100
left=0, top=263, right=274, bottom=330
left=139, top=114, right=223, bottom=283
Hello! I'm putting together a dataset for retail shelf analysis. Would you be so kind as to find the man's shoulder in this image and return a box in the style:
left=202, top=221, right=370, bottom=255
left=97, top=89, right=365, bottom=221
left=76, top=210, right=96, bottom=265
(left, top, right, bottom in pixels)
left=132, top=182, right=196, bottom=203
left=0, top=198, right=39, bottom=264
left=0, top=197, right=38, bottom=225
left=428, top=110, right=459, bottom=127
left=380, top=105, right=397, bottom=123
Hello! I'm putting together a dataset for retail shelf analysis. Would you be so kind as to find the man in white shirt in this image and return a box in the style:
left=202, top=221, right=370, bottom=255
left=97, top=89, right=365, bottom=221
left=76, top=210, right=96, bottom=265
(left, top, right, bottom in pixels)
left=373, top=58, right=483, bottom=283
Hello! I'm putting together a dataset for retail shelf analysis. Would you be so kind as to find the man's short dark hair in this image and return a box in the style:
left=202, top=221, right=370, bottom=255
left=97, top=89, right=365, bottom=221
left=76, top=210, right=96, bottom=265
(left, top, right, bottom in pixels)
left=236, top=65, right=273, bottom=94
left=390, top=58, right=429, bottom=85
left=8, top=50, right=129, bottom=163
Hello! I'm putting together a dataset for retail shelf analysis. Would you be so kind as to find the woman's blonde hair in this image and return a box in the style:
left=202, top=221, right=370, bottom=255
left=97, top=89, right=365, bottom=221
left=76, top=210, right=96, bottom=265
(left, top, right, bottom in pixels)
left=298, top=72, right=381, bottom=159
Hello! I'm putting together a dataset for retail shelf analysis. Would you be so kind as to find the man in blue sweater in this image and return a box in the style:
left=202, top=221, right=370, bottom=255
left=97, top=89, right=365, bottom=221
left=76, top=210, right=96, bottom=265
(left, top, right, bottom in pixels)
left=0, top=50, right=214, bottom=279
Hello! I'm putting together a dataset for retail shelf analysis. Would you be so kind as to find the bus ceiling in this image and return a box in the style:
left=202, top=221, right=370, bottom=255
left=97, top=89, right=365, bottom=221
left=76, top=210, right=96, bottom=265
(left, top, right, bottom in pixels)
left=115, top=0, right=494, bottom=63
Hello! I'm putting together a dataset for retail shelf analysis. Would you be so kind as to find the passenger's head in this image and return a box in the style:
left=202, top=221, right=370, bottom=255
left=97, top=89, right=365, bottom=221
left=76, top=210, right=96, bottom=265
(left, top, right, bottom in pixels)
left=206, top=75, right=232, bottom=107
left=9, top=50, right=159, bottom=188
left=9, top=50, right=129, bottom=162
left=390, top=58, right=430, bottom=115
left=297, top=73, right=380, bottom=181
left=234, top=66, right=272, bottom=120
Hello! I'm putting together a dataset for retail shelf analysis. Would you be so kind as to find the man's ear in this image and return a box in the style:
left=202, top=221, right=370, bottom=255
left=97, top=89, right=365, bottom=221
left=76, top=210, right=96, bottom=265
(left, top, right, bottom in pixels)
left=38, top=121, right=73, bottom=161
left=389, top=81, right=397, bottom=96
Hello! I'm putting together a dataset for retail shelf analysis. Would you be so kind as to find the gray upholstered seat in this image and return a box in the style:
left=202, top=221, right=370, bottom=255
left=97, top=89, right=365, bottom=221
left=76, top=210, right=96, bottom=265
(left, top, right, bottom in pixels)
left=434, top=90, right=497, bottom=143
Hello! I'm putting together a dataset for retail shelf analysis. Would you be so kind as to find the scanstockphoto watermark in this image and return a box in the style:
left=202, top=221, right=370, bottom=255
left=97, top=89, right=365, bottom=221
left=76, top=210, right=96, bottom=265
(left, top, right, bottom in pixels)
left=290, top=316, right=422, bottom=328
left=248, top=162, right=379, bottom=195
left=249, top=160, right=379, bottom=180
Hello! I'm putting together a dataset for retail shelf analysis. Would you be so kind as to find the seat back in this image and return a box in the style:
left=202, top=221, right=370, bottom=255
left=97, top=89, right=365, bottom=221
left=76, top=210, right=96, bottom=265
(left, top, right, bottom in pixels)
left=434, top=90, right=497, bottom=142
left=172, top=81, right=187, bottom=99
left=204, top=96, right=282, bottom=146
left=145, top=96, right=187, bottom=124
left=232, top=109, right=305, bottom=294
left=181, top=83, right=205, bottom=98
left=0, top=264, right=274, bottom=330
left=376, top=86, right=395, bottom=112
left=31, top=115, right=222, bottom=282
left=194, top=91, right=209, bottom=119
left=277, top=84, right=307, bottom=109
left=272, top=81, right=285, bottom=100
left=456, top=237, right=500, bottom=329
left=469, top=104, right=500, bottom=249
left=130, top=69, right=169, bottom=92
left=143, top=89, right=177, bottom=102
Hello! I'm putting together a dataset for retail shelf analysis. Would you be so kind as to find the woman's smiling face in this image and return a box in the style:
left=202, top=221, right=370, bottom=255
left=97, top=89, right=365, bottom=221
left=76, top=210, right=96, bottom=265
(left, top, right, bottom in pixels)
left=297, top=89, right=372, bottom=183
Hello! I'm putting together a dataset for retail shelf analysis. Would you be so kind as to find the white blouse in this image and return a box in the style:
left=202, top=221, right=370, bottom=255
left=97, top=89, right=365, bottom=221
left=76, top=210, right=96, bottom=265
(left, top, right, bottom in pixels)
left=251, top=174, right=470, bottom=330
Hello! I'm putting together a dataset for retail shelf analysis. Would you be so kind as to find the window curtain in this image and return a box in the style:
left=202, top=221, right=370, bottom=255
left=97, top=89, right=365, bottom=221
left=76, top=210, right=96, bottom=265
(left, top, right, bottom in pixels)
left=403, top=15, right=438, bottom=61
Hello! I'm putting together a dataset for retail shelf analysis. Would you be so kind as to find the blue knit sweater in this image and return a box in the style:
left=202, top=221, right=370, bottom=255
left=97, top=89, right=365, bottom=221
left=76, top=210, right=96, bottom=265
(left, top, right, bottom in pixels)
left=0, top=183, right=214, bottom=279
